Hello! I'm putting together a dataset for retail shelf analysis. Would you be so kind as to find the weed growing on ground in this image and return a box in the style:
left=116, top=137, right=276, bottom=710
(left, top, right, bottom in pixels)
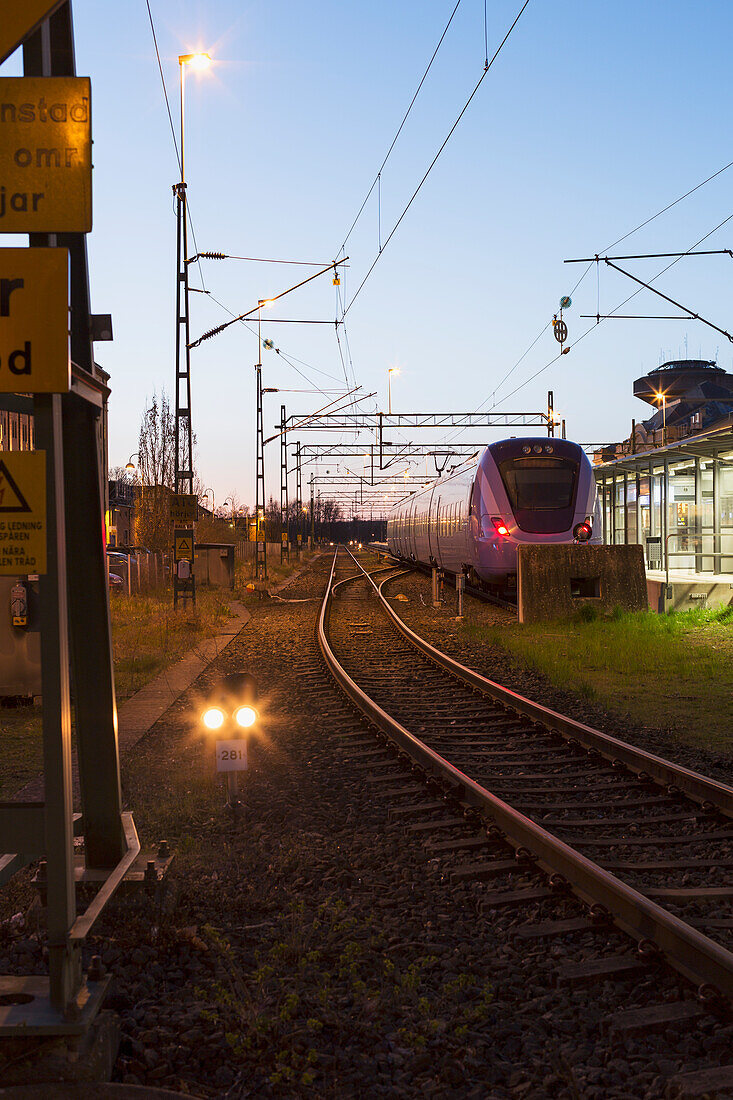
left=196, top=895, right=493, bottom=1089
left=464, top=605, right=733, bottom=749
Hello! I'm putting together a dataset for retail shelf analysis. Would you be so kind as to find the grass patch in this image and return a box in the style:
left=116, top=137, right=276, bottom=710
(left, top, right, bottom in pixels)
left=110, top=585, right=233, bottom=701
left=0, top=583, right=240, bottom=796
left=466, top=605, right=733, bottom=752
left=0, top=706, right=45, bottom=799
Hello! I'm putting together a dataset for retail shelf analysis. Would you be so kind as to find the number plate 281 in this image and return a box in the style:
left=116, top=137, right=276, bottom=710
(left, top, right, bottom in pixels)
left=215, top=739, right=248, bottom=772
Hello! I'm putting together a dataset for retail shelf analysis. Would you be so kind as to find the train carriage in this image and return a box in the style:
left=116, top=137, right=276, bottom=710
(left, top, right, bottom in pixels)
left=387, top=438, right=601, bottom=590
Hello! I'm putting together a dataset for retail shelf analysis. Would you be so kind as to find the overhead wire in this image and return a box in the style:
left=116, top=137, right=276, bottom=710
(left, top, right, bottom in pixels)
left=446, top=155, right=733, bottom=443
left=337, top=0, right=464, bottom=257
left=342, top=0, right=532, bottom=317
left=495, top=209, right=733, bottom=408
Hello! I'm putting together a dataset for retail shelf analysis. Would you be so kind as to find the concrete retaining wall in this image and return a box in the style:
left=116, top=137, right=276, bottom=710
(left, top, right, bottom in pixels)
left=517, top=544, right=648, bottom=623
left=646, top=577, right=733, bottom=614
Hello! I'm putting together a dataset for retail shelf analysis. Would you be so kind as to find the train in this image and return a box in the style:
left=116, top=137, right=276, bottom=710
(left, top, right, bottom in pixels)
left=386, top=437, right=601, bottom=593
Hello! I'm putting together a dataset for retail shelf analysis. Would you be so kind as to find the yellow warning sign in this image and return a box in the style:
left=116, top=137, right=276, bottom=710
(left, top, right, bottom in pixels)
left=0, top=248, right=69, bottom=393
left=0, top=2, right=66, bottom=66
left=281, top=532, right=288, bottom=544
left=0, top=77, right=92, bottom=233
left=0, top=450, right=46, bottom=575
left=169, top=493, right=197, bottom=523
left=174, top=529, right=194, bottom=562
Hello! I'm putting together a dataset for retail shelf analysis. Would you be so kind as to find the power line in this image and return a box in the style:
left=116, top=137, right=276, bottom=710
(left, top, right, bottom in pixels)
left=338, top=0, right=464, bottom=257
left=494, top=210, right=733, bottom=408
left=343, top=0, right=532, bottom=317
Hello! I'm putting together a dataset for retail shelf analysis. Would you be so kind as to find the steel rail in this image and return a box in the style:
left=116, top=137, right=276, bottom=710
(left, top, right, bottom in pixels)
left=363, top=553, right=733, bottom=817
left=318, top=548, right=733, bottom=999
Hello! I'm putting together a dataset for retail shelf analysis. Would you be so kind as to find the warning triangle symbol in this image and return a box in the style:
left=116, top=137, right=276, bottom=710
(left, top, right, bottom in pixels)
left=176, top=536, right=193, bottom=554
left=0, top=459, right=31, bottom=513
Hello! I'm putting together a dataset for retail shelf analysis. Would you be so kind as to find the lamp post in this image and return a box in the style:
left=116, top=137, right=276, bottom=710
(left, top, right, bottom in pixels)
left=387, top=367, right=399, bottom=415
left=173, top=50, right=211, bottom=609
left=203, top=487, right=215, bottom=517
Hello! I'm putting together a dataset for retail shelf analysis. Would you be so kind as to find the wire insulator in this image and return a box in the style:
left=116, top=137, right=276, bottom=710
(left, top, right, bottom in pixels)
left=200, top=323, right=228, bottom=342
left=200, top=251, right=227, bottom=260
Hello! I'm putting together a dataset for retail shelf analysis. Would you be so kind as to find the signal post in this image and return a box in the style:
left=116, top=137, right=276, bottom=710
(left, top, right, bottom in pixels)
left=0, top=1, right=154, bottom=1049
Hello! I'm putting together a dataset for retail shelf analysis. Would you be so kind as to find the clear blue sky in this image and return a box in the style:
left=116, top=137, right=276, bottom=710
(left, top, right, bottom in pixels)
left=3, top=1, right=733, bottom=509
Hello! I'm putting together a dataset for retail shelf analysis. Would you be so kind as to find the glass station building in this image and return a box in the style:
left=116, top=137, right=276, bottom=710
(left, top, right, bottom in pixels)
left=593, top=361, right=733, bottom=577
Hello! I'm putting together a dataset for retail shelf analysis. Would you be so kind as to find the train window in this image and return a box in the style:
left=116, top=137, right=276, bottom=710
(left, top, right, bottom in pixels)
left=498, top=457, right=577, bottom=511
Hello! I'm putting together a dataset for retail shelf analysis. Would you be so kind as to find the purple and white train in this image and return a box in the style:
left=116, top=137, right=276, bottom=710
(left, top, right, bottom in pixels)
left=386, top=438, right=601, bottom=592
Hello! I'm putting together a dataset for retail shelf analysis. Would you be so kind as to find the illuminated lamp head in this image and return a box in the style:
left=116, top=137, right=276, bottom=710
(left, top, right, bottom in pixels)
left=202, top=706, right=225, bottom=730
left=491, top=516, right=510, bottom=537
left=573, top=521, right=593, bottom=542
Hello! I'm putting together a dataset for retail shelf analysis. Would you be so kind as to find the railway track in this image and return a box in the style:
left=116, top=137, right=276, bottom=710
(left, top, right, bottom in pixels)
left=318, top=546, right=733, bottom=1019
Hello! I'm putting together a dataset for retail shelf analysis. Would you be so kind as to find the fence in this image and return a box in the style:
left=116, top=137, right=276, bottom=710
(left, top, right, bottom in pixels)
left=107, top=552, right=167, bottom=596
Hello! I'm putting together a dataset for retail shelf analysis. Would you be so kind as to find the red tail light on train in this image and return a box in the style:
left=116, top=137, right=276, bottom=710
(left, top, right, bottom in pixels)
left=491, top=516, right=510, bottom=537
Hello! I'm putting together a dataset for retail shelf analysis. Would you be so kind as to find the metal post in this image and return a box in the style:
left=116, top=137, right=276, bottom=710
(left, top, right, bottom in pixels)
left=25, top=4, right=125, bottom=872
left=547, top=391, right=554, bottom=437
left=432, top=565, right=439, bottom=608
left=623, top=471, right=628, bottom=545
left=310, top=475, right=315, bottom=548
left=456, top=573, right=464, bottom=618
left=662, top=459, right=669, bottom=577
left=713, top=454, right=722, bottom=575
left=280, top=404, right=288, bottom=563
left=255, top=363, right=267, bottom=581
left=695, top=456, right=703, bottom=573
left=35, top=394, right=79, bottom=1011
left=296, top=441, right=302, bottom=559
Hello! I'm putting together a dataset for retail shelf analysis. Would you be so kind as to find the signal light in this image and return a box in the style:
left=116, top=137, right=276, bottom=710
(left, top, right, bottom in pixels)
left=491, top=516, right=510, bottom=537
left=202, top=706, right=226, bottom=730
left=234, top=705, right=258, bottom=729
left=573, top=521, right=592, bottom=542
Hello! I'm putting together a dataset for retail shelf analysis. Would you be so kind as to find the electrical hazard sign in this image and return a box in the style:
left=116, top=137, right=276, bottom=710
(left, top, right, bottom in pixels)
left=174, top=529, right=194, bottom=562
left=0, top=76, right=92, bottom=233
left=0, top=450, right=46, bottom=575
left=0, top=247, right=69, bottom=393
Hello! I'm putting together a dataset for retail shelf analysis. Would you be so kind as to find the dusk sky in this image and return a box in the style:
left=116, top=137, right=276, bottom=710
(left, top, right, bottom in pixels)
left=4, top=0, right=733, bottom=509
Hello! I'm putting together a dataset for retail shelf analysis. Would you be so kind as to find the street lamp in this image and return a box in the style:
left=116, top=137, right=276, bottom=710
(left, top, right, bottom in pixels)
left=654, top=390, right=667, bottom=445
left=203, top=487, right=215, bottom=516
left=387, top=367, right=400, bottom=415
left=178, top=52, right=212, bottom=186
left=125, top=452, right=140, bottom=473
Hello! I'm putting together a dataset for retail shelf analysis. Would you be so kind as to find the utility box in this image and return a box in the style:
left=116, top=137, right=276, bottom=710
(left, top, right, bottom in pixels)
left=0, top=575, right=41, bottom=699
left=517, top=544, right=647, bottom=623
left=194, top=543, right=235, bottom=589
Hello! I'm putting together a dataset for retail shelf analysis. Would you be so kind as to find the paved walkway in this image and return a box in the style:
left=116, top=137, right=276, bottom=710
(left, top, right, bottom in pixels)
left=117, top=601, right=250, bottom=756
left=13, top=601, right=251, bottom=802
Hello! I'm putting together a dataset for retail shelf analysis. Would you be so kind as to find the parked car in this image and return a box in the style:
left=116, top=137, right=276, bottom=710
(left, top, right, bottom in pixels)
left=108, top=571, right=124, bottom=592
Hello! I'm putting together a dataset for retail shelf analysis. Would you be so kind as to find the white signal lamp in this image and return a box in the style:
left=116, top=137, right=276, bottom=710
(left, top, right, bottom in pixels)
left=202, top=706, right=226, bottom=730
left=234, top=705, right=258, bottom=729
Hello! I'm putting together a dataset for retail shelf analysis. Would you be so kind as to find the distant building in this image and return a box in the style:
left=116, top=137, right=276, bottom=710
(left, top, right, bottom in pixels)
left=593, top=360, right=733, bottom=577
left=108, top=480, right=135, bottom=547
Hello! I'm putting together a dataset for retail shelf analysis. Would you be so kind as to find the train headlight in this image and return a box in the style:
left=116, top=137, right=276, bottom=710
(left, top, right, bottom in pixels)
left=234, top=705, right=258, bottom=729
left=202, top=706, right=226, bottom=730
left=573, top=521, right=593, bottom=542
left=491, top=516, right=510, bottom=537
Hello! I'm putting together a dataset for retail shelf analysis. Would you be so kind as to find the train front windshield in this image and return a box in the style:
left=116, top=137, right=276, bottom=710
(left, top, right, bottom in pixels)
left=498, top=457, right=577, bottom=511
left=493, top=446, right=580, bottom=534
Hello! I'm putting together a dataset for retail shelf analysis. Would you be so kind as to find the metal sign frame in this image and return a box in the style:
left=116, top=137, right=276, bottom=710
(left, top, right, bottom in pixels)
left=0, top=1, right=136, bottom=1038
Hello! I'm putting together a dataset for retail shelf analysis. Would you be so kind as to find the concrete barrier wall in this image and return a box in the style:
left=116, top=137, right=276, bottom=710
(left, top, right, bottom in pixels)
left=517, top=544, right=648, bottom=623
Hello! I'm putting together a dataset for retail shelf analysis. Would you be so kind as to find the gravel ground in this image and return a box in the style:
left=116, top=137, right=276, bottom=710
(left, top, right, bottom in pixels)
left=0, top=552, right=731, bottom=1098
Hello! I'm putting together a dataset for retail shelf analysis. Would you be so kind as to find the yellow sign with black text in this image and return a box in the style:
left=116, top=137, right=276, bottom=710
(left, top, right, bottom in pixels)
left=174, top=529, right=194, bottom=563
left=169, top=493, right=197, bottom=524
left=0, top=77, right=92, bottom=232
left=0, top=247, right=69, bottom=392
left=0, top=450, right=46, bottom=574
left=0, top=2, right=66, bottom=66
